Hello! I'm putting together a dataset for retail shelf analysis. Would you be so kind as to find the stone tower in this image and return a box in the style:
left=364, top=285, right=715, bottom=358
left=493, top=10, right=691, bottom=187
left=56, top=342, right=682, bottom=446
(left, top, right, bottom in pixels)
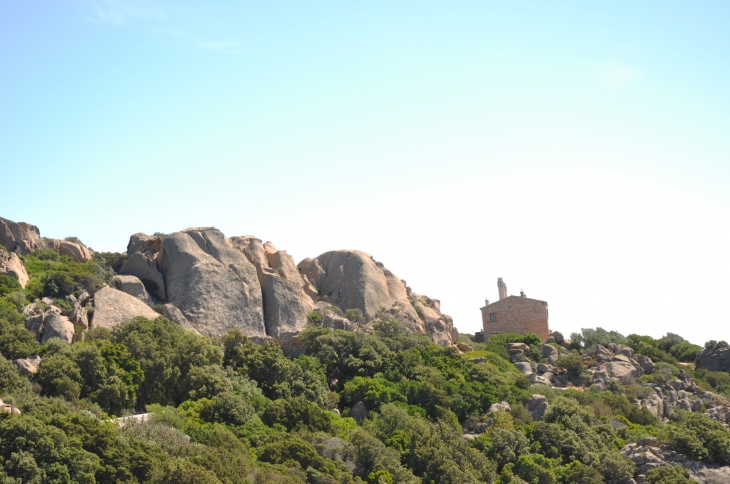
left=497, top=278, right=507, bottom=300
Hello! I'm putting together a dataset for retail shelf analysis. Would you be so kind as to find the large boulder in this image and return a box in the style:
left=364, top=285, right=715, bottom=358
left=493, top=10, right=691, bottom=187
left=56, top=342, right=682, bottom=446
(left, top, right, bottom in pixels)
left=41, top=314, right=75, bottom=343
left=0, top=216, right=43, bottom=255
left=298, top=250, right=457, bottom=344
left=696, top=343, right=730, bottom=373
left=13, top=355, right=41, bottom=376
left=127, top=233, right=162, bottom=256
left=111, top=275, right=155, bottom=307
left=46, top=239, right=93, bottom=262
left=230, top=236, right=315, bottom=351
left=91, top=286, right=160, bottom=330
left=156, top=228, right=265, bottom=339
left=120, top=252, right=166, bottom=300
left=607, top=358, right=637, bottom=384
left=0, top=250, right=28, bottom=288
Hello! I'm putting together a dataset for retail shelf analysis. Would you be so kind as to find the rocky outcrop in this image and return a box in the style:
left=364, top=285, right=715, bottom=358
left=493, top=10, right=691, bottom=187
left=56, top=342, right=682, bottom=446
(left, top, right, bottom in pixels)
left=526, top=394, right=549, bottom=421
left=91, top=286, right=160, bottom=330
left=622, top=438, right=730, bottom=484
left=127, top=233, right=162, bottom=256
left=0, top=250, right=28, bottom=288
left=298, top=250, right=457, bottom=345
left=156, top=228, right=265, bottom=339
left=695, top=343, right=730, bottom=373
left=230, top=236, right=315, bottom=351
left=45, top=239, right=93, bottom=262
left=112, top=275, right=155, bottom=307
left=121, top=252, right=166, bottom=300
left=0, top=216, right=43, bottom=255
left=13, top=355, right=41, bottom=375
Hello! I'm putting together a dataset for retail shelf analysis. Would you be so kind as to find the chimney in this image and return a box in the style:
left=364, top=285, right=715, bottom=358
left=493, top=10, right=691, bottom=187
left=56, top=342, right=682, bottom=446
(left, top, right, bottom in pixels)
left=520, top=290, right=526, bottom=298
left=497, top=278, right=507, bottom=300
left=485, top=298, right=490, bottom=306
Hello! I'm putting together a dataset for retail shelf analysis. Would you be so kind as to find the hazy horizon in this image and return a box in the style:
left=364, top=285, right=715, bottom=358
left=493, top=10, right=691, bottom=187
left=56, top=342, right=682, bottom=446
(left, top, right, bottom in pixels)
left=2, top=1, right=729, bottom=345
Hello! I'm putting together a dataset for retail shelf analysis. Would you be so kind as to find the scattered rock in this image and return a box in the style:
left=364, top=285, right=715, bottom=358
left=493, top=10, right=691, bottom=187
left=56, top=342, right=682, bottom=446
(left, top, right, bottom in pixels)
left=596, top=344, right=614, bottom=361
left=514, top=362, right=533, bottom=375
left=0, top=250, right=28, bottom=288
left=91, top=286, right=160, bottom=330
left=607, top=359, right=637, bottom=384
left=69, top=301, right=88, bottom=330
left=13, top=355, right=41, bottom=375
left=0, top=216, right=43, bottom=255
left=622, top=440, right=730, bottom=483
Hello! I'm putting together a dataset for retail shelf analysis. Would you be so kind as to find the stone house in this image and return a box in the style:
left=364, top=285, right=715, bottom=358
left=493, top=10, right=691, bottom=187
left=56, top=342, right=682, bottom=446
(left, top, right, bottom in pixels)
left=480, top=278, right=550, bottom=341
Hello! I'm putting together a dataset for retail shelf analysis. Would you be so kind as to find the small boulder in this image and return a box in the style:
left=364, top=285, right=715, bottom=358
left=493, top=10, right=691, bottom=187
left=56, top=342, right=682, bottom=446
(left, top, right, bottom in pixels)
left=13, top=355, right=41, bottom=375
left=526, top=395, right=549, bottom=421
left=456, top=343, right=474, bottom=353
left=696, top=343, right=730, bottom=373
left=549, top=331, right=564, bottom=344
left=542, top=344, right=558, bottom=359
left=112, top=275, right=155, bottom=307
left=514, top=362, right=533, bottom=375
left=607, top=360, right=637, bottom=384
left=120, top=252, right=166, bottom=300
left=488, top=401, right=511, bottom=413
left=595, top=344, right=613, bottom=361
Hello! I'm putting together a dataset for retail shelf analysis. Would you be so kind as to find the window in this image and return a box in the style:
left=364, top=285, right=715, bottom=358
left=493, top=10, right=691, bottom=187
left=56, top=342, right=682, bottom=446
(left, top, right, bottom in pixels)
left=489, top=313, right=497, bottom=322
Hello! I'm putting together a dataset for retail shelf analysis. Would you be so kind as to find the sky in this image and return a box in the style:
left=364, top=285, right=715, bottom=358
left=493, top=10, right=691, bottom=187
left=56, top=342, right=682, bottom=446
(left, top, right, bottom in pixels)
left=1, top=1, right=729, bottom=345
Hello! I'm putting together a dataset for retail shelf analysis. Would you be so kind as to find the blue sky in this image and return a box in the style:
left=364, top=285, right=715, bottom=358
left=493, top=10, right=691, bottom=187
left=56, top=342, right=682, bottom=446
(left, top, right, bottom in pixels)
left=2, top=1, right=729, bottom=343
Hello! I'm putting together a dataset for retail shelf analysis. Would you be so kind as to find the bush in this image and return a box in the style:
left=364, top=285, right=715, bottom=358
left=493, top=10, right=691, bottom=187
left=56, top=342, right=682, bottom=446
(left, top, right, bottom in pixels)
left=646, top=465, right=693, bottom=483
left=555, top=355, right=584, bottom=375
left=261, top=396, right=333, bottom=433
left=670, top=413, right=730, bottom=465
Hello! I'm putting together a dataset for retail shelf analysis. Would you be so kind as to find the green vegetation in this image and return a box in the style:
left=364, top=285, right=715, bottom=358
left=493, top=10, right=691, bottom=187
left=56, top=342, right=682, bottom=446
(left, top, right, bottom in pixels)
left=2, top=268, right=730, bottom=484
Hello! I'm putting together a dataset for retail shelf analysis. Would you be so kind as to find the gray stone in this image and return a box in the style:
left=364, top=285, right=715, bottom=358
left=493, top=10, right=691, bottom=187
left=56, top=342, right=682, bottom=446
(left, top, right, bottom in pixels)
left=696, top=344, right=730, bottom=373
left=0, top=216, right=43, bottom=255
left=549, top=331, right=564, bottom=344
left=537, top=363, right=551, bottom=373
left=156, top=228, right=265, bottom=339
left=112, top=275, right=155, bottom=307
left=69, top=302, right=88, bottom=330
left=121, top=252, right=166, bottom=301
left=25, top=313, right=44, bottom=337
left=544, top=336, right=556, bottom=344
left=488, top=401, right=511, bottom=413
left=41, top=314, right=75, bottom=343
left=91, top=286, right=160, bottom=330
left=637, top=354, right=655, bottom=374
left=619, top=347, right=635, bottom=359
left=349, top=401, right=368, bottom=424
left=506, top=342, right=530, bottom=352
left=13, top=355, right=41, bottom=375
left=127, top=233, right=162, bottom=255
left=0, top=250, right=28, bottom=288
left=162, top=303, right=200, bottom=334
left=596, top=344, right=613, bottom=361
left=514, top=362, right=533, bottom=375
left=607, top=360, right=637, bottom=384
left=542, top=344, right=558, bottom=358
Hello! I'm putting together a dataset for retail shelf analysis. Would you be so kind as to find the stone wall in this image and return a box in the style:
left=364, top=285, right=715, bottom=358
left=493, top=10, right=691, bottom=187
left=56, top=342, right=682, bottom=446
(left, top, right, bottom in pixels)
left=481, top=296, right=550, bottom=340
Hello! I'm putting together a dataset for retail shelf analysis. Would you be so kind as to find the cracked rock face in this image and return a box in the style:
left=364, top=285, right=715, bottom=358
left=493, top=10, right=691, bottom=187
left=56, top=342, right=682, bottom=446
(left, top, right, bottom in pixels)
left=156, top=228, right=265, bottom=338
left=0, top=250, right=28, bottom=288
left=91, top=287, right=160, bottom=330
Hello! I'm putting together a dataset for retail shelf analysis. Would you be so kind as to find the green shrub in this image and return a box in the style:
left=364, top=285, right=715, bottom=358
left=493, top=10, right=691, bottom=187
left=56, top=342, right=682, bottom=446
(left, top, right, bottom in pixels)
left=646, top=465, right=693, bottom=483
left=670, top=412, right=730, bottom=465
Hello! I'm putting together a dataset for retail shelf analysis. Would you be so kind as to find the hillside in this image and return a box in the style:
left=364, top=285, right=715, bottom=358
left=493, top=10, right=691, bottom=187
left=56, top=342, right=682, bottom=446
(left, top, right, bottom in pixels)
left=1, top=216, right=730, bottom=483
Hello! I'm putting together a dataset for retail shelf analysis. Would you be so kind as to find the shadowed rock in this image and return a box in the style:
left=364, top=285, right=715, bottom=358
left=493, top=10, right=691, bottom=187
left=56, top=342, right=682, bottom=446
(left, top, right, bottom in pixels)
left=0, top=216, right=43, bottom=255
left=0, top=250, right=28, bottom=288
left=92, top=286, right=160, bottom=330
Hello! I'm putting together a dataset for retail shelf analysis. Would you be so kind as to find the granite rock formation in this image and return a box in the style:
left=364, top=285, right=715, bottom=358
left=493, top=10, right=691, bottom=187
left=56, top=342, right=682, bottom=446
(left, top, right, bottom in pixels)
left=156, top=228, right=266, bottom=339
left=91, top=286, right=160, bottom=330
left=0, top=250, right=29, bottom=288
left=0, top=216, right=43, bottom=255
left=45, top=239, right=94, bottom=262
